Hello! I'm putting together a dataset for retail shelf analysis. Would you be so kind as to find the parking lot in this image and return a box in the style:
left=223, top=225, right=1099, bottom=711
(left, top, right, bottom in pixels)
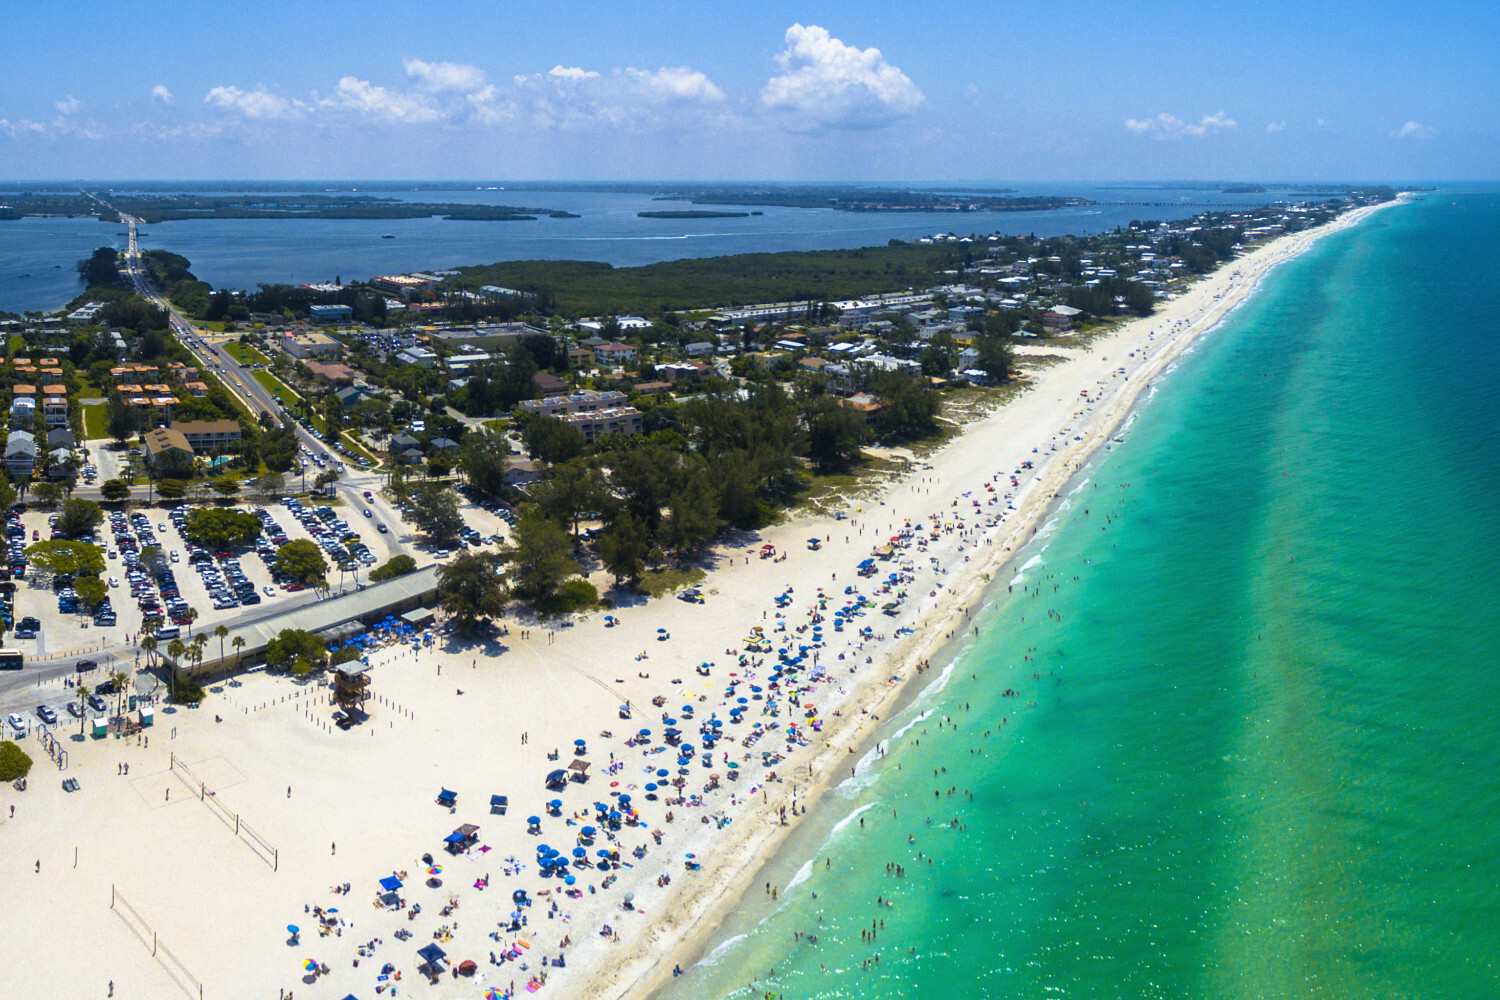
left=5, top=496, right=412, bottom=661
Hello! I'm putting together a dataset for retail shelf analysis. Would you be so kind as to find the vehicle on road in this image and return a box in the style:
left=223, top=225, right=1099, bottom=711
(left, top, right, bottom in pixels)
left=377, top=523, right=388, bottom=533
left=108, top=577, right=118, bottom=588
left=75, top=659, right=98, bottom=673
left=87, top=694, right=108, bottom=713
left=363, top=508, right=372, bottom=518
left=263, top=585, right=275, bottom=596
left=35, top=705, right=56, bottom=724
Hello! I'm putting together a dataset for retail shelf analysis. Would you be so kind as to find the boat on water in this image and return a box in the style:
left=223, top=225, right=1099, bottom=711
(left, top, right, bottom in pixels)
left=382, top=233, right=395, bottom=239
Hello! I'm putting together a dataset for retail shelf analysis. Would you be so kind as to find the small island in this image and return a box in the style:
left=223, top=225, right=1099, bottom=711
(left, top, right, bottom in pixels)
left=637, top=210, right=751, bottom=219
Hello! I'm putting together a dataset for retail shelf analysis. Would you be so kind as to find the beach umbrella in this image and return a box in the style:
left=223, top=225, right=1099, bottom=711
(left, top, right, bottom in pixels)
left=426, top=865, right=442, bottom=875
left=549, top=799, right=562, bottom=809
left=527, top=815, right=541, bottom=826
left=287, top=924, right=300, bottom=935
left=664, top=718, right=677, bottom=725
left=645, top=783, right=658, bottom=792
left=618, top=793, right=631, bottom=803
left=656, top=768, right=669, bottom=777
left=572, top=847, right=586, bottom=858
left=536, top=844, right=551, bottom=854
left=638, top=728, right=651, bottom=737
left=574, top=739, right=587, bottom=747
left=564, top=874, right=576, bottom=886
left=597, top=849, right=613, bottom=858
left=303, top=959, right=318, bottom=972
left=737, top=697, right=748, bottom=704
left=657, top=627, right=666, bottom=633
left=581, top=825, right=597, bottom=837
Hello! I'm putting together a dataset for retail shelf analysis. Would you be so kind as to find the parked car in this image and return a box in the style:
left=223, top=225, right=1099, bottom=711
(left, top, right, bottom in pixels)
left=35, top=705, right=56, bottom=725
left=7, top=712, right=25, bottom=733
left=87, top=695, right=108, bottom=713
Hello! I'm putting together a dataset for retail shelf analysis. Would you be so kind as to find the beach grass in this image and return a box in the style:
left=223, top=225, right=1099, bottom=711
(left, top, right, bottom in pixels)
left=80, top=400, right=109, bottom=440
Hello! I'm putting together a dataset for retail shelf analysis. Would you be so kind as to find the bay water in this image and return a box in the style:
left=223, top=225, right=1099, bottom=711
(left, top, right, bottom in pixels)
left=0, top=183, right=1297, bottom=314
left=666, top=190, right=1500, bottom=999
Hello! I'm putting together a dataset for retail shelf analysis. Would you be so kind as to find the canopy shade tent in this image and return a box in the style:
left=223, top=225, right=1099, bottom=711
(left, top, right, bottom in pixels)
left=417, top=942, right=448, bottom=971
left=545, top=770, right=568, bottom=788
left=568, top=759, right=591, bottom=775
left=436, top=789, right=457, bottom=805
left=379, top=876, right=403, bottom=892
left=490, top=794, right=508, bottom=813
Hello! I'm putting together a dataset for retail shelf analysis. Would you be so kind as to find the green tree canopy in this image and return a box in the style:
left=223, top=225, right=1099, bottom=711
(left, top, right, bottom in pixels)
left=501, top=510, right=578, bottom=601
left=24, top=539, right=106, bottom=578
left=265, top=628, right=327, bottom=671
left=436, top=551, right=507, bottom=631
left=155, top=479, right=189, bottom=501
left=409, top=481, right=464, bottom=544
left=99, top=478, right=132, bottom=503
left=522, top=415, right=586, bottom=466
left=210, top=474, right=241, bottom=500
left=184, top=508, right=263, bottom=550
left=368, top=553, right=418, bottom=582
left=55, top=498, right=104, bottom=539
left=275, top=539, right=328, bottom=584
left=597, top=513, right=649, bottom=586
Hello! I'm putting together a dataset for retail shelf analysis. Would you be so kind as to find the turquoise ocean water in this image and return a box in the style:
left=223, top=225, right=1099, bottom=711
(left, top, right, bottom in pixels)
left=667, top=190, right=1500, bottom=1000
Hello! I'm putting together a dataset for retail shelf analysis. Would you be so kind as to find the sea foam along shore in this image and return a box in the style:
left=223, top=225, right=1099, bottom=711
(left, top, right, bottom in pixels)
left=584, top=194, right=1408, bottom=1000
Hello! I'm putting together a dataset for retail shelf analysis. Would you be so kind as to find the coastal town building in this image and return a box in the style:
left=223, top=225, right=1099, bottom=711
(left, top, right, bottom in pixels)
left=142, top=426, right=193, bottom=465
left=281, top=332, right=343, bottom=359
left=172, top=419, right=242, bottom=452
left=309, top=304, right=353, bottom=322
left=557, top=406, right=644, bottom=443
left=4, top=431, right=36, bottom=477
left=517, top=389, right=628, bottom=418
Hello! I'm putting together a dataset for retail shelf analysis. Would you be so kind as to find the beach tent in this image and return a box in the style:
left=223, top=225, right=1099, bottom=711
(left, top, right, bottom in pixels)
left=545, top=770, right=568, bottom=789
left=490, top=794, right=508, bottom=814
left=567, top=759, right=591, bottom=781
left=417, top=942, right=448, bottom=975
left=379, top=876, right=403, bottom=892
left=436, top=788, right=457, bottom=807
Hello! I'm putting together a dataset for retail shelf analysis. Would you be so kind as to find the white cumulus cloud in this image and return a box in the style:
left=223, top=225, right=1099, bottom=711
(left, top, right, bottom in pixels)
left=1125, top=110, right=1237, bottom=139
left=151, top=84, right=174, bottom=104
left=548, top=65, right=600, bottom=82
left=205, top=85, right=303, bottom=120
left=623, top=66, right=724, bottom=103
left=403, top=58, right=487, bottom=93
left=1266, top=120, right=1286, bottom=133
left=55, top=95, right=80, bottom=115
left=325, top=77, right=444, bottom=123
left=761, top=23, right=924, bottom=128
left=1392, top=120, right=1434, bottom=139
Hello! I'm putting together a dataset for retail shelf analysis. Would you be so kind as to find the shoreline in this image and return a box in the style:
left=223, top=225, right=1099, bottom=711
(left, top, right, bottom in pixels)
left=0, top=196, right=1404, bottom=1000
left=586, top=194, right=1407, bottom=1000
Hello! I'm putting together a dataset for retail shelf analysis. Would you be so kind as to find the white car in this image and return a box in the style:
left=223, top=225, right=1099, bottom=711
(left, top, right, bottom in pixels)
left=108, top=577, right=119, bottom=588
left=6, top=713, right=24, bottom=734
left=263, top=585, right=275, bottom=596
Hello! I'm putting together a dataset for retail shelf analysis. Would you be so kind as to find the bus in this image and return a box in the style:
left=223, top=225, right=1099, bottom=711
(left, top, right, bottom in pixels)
left=0, top=650, right=23, bottom=671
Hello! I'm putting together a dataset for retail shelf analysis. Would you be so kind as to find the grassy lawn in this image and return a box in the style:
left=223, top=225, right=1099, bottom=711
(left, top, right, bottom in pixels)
left=338, top=432, right=380, bottom=468
left=251, top=369, right=300, bottom=408
left=222, top=340, right=271, bottom=366
left=80, top=400, right=110, bottom=440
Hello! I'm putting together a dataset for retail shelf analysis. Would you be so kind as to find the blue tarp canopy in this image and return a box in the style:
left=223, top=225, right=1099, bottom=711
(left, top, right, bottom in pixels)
left=437, top=788, right=456, bottom=802
left=417, top=942, right=447, bottom=965
left=379, top=876, right=402, bottom=892
left=444, top=832, right=465, bottom=844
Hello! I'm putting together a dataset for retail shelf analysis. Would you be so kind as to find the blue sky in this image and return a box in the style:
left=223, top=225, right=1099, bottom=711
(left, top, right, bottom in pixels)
left=1, top=0, right=1493, bottom=181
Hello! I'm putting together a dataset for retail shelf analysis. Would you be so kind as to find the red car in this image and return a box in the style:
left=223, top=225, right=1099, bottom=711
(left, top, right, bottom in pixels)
left=285, top=582, right=305, bottom=592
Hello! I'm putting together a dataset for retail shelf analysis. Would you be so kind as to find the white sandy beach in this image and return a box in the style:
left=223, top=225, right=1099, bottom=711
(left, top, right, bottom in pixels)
left=0, top=198, right=1399, bottom=1000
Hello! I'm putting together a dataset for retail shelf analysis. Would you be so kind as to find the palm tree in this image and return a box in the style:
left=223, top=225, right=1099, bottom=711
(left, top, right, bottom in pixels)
left=189, top=635, right=207, bottom=677
left=109, top=670, right=130, bottom=717
left=140, top=634, right=157, bottom=667
left=232, top=635, right=246, bottom=670
left=185, top=606, right=199, bottom=639
left=214, top=623, right=229, bottom=672
left=77, top=683, right=91, bottom=737
left=166, top=638, right=186, bottom=701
